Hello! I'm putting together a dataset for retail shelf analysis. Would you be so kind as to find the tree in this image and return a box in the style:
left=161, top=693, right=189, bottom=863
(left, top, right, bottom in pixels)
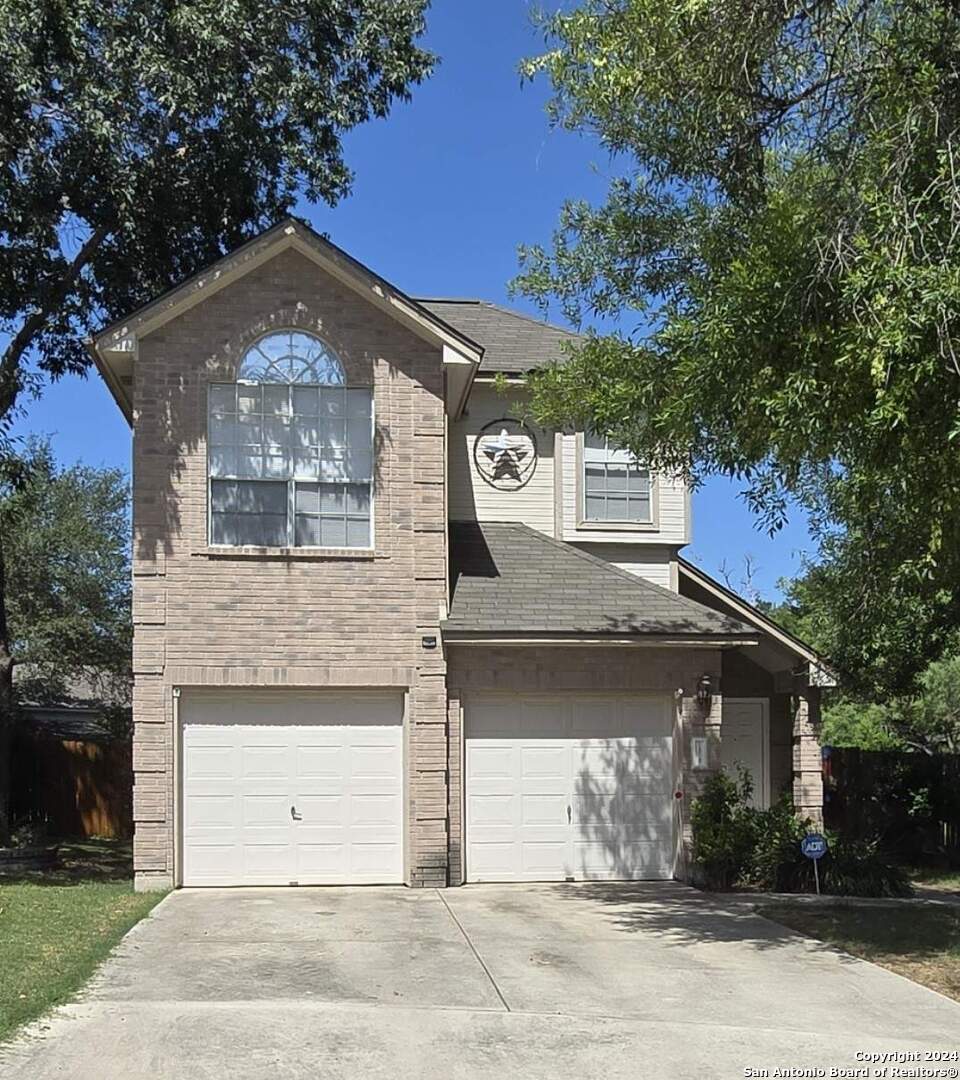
left=0, top=0, right=434, bottom=839
left=1, top=442, right=132, bottom=834
left=514, top=1, right=960, bottom=699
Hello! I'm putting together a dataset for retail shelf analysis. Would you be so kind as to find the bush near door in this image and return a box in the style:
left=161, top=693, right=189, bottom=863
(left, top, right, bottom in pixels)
left=692, top=769, right=912, bottom=897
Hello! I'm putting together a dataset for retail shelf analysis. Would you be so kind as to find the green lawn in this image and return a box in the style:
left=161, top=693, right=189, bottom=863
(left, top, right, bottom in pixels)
left=0, top=840, right=165, bottom=1042
left=760, top=903, right=960, bottom=1003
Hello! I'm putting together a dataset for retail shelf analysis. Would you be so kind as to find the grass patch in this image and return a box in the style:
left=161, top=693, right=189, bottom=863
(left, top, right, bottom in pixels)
left=0, top=840, right=164, bottom=1042
left=909, top=868, right=960, bottom=893
left=760, top=903, right=960, bottom=1003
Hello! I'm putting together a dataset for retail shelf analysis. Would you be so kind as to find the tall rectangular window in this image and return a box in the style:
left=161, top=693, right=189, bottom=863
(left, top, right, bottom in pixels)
left=582, top=432, right=652, bottom=523
left=208, top=384, right=373, bottom=548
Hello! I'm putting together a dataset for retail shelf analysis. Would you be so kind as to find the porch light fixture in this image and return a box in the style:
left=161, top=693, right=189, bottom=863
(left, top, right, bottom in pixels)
left=696, top=674, right=713, bottom=712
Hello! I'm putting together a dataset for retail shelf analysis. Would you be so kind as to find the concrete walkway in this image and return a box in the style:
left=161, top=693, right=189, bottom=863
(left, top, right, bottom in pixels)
left=2, top=882, right=960, bottom=1079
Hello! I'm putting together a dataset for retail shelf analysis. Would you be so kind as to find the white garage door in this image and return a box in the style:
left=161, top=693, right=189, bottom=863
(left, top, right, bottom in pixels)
left=466, top=694, right=675, bottom=882
left=181, top=691, right=403, bottom=886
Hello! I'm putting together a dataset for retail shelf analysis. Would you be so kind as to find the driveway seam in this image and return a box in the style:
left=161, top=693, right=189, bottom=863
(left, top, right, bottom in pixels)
left=435, top=889, right=511, bottom=1013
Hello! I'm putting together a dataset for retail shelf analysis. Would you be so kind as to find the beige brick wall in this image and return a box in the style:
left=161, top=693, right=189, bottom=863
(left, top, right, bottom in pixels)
left=130, top=248, right=448, bottom=889
left=444, top=645, right=724, bottom=884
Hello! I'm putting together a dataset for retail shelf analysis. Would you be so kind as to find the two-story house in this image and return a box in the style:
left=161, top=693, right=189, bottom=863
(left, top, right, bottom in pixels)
left=91, top=218, right=828, bottom=891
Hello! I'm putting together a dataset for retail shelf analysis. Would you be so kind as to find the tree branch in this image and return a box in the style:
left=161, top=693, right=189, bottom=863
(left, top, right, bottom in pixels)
left=0, top=223, right=110, bottom=420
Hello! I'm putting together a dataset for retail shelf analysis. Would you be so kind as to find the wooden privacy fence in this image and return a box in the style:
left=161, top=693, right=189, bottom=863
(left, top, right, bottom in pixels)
left=11, top=728, right=133, bottom=840
left=823, top=746, right=960, bottom=863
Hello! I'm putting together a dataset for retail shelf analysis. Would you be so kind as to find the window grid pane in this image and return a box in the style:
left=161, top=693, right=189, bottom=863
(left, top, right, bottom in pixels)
left=583, top=454, right=652, bottom=523
left=210, top=383, right=373, bottom=548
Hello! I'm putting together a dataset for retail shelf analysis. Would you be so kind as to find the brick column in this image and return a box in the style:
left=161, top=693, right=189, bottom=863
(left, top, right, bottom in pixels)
left=793, top=687, right=824, bottom=825
left=446, top=689, right=463, bottom=885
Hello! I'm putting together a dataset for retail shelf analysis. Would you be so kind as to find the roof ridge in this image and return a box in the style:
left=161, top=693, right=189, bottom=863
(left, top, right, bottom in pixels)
left=494, top=522, right=751, bottom=627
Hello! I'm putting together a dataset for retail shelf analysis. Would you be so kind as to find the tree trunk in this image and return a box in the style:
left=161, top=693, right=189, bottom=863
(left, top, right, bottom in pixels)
left=0, top=530, right=12, bottom=844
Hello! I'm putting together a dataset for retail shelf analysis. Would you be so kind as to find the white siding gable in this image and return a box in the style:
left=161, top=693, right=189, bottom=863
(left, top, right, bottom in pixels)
left=448, top=384, right=556, bottom=535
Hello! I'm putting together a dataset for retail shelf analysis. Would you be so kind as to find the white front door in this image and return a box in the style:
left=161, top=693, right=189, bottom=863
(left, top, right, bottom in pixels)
left=465, top=693, right=675, bottom=882
left=181, top=691, right=403, bottom=886
left=721, top=698, right=770, bottom=808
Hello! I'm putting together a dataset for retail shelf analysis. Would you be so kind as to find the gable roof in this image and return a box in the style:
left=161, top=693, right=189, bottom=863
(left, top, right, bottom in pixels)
left=677, top=557, right=835, bottom=684
left=445, top=521, right=757, bottom=643
left=417, top=299, right=579, bottom=374
left=90, top=217, right=483, bottom=422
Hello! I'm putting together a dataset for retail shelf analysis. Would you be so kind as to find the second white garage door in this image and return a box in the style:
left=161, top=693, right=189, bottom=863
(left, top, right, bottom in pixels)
left=466, top=693, right=675, bottom=882
left=181, top=691, right=403, bottom=886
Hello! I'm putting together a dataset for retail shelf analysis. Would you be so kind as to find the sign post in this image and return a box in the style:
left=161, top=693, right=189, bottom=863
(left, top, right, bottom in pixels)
left=800, top=833, right=828, bottom=896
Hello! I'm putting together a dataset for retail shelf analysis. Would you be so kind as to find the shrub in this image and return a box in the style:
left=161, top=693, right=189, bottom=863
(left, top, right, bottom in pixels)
left=817, top=836, right=913, bottom=898
left=748, top=795, right=810, bottom=892
left=689, top=768, right=758, bottom=890
left=691, top=769, right=913, bottom=897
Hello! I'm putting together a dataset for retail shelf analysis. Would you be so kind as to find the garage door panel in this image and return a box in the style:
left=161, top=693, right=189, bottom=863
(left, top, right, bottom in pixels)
left=243, top=842, right=296, bottom=879
left=289, top=793, right=344, bottom=824
left=573, top=793, right=673, bottom=826
left=521, top=840, right=572, bottom=878
left=182, top=692, right=403, bottom=887
left=350, top=793, right=402, bottom=826
left=294, top=744, right=346, bottom=779
left=186, top=794, right=236, bottom=830
left=349, top=840, right=403, bottom=878
left=466, top=745, right=515, bottom=792
left=520, top=745, right=568, bottom=783
left=521, top=794, right=567, bottom=826
left=460, top=840, right=515, bottom=879
left=296, top=843, right=346, bottom=878
left=349, top=743, right=402, bottom=779
left=573, top=839, right=673, bottom=880
left=185, top=743, right=239, bottom=782
left=468, top=793, right=514, bottom=826
left=466, top=693, right=674, bottom=883
left=240, top=794, right=289, bottom=826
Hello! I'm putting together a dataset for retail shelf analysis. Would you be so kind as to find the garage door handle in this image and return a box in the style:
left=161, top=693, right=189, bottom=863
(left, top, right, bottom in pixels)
left=567, top=805, right=571, bottom=824
left=290, top=806, right=302, bottom=821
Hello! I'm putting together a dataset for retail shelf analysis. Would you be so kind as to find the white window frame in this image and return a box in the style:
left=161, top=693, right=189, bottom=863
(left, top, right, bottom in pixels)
left=576, top=432, right=657, bottom=530
left=206, top=375, right=375, bottom=552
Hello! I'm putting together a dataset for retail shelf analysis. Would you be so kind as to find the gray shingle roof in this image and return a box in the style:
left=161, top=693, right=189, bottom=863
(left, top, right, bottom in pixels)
left=416, top=299, right=578, bottom=373
left=445, top=521, right=756, bottom=639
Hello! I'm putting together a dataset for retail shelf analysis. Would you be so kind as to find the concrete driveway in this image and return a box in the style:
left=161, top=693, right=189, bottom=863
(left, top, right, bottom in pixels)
left=3, top=883, right=960, bottom=1079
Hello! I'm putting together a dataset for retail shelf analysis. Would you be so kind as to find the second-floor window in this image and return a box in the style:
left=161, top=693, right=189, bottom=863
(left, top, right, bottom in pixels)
left=582, top=432, right=652, bottom=523
left=207, top=331, right=373, bottom=549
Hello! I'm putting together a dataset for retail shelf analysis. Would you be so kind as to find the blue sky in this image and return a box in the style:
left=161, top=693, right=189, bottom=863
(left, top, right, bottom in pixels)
left=12, top=0, right=815, bottom=600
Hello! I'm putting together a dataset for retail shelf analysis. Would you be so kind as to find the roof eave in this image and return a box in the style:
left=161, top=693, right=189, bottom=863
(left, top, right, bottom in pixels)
left=677, top=557, right=836, bottom=685
left=91, top=218, right=483, bottom=421
left=87, top=337, right=133, bottom=426
left=442, top=631, right=760, bottom=648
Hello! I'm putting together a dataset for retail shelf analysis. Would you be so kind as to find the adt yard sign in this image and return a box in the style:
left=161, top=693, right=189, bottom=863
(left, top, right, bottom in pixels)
left=801, top=833, right=828, bottom=860
left=801, top=833, right=829, bottom=894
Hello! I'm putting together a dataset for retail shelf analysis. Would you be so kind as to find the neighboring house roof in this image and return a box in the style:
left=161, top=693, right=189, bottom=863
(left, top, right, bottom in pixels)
left=89, top=217, right=484, bottom=422
left=417, top=299, right=579, bottom=374
left=445, top=521, right=757, bottom=643
left=18, top=705, right=116, bottom=743
left=677, top=557, right=835, bottom=685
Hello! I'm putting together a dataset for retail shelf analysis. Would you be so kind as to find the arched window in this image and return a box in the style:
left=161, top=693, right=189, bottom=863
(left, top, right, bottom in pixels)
left=208, top=330, right=372, bottom=549
left=239, top=331, right=344, bottom=385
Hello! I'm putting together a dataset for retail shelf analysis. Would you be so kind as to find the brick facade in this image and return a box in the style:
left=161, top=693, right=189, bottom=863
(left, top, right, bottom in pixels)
left=124, top=238, right=821, bottom=891
left=130, top=248, right=448, bottom=889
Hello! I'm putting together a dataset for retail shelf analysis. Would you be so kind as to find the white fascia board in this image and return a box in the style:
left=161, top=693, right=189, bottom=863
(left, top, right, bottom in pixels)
left=442, top=636, right=759, bottom=648
left=443, top=344, right=479, bottom=419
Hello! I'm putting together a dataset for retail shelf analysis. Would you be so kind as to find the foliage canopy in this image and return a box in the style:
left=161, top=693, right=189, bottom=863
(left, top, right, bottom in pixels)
left=515, top=0, right=960, bottom=696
